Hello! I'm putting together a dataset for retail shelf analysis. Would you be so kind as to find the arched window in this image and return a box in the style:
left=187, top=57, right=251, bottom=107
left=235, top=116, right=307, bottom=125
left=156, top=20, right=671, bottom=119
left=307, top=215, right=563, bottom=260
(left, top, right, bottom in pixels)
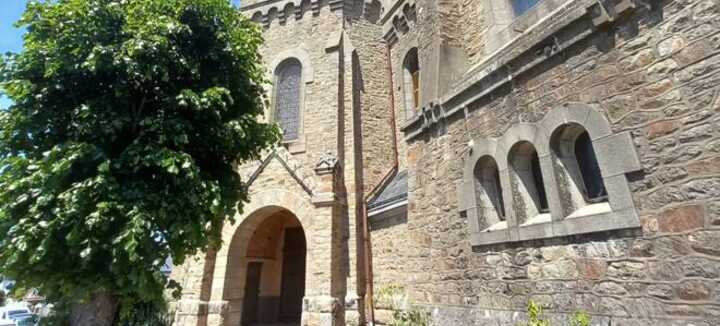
left=402, top=48, right=420, bottom=117
left=459, top=105, right=644, bottom=246
left=530, top=150, right=549, bottom=211
left=511, top=0, right=541, bottom=16
left=275, top=59, right=302, bottom=141
left=575, top=131, right=607, bottom=201
left=551, top=124, right=607, bottom=213
left=509, top=141, right=549, bottom=223
left=474, top=156, right=506, bottom=228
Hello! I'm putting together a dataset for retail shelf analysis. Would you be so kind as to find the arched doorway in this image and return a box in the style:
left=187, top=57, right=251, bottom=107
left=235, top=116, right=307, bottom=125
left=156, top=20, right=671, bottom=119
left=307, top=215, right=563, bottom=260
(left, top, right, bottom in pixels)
left=240, top=209, right=307, bottom=326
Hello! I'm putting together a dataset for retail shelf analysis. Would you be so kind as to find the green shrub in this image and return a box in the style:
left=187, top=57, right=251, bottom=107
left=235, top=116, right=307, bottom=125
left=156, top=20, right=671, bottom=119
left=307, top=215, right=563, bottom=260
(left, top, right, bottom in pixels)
left=376, top=284, right=430, bottom=326
left=390, top=309, right=430, bottom=326
left=524, top=300, right=550, bottom=326
left=376, top=284, right=407, bottom=310
left=571, top=311, right=591, bottom=326
left=518, top=300, right=591, bottom=326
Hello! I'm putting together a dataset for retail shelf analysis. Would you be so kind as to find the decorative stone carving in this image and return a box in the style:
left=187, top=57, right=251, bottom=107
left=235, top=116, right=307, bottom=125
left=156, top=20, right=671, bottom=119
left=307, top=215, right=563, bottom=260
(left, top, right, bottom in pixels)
left=245, top=149, right=317, bottom=196
left=381, top=0, right=417, bottom=44
left=315, top=151, right=339, bottom=174
left=587, top=0, right=637, bottom=27
left=243, top=0, right=371, bottom=28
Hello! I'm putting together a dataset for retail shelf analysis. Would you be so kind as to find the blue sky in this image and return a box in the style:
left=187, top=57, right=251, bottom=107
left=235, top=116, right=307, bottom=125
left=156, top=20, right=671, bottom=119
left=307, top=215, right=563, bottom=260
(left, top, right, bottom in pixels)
left=0, top=0, right=242, bottom=109
left=0, top=0, right=27, bottom=110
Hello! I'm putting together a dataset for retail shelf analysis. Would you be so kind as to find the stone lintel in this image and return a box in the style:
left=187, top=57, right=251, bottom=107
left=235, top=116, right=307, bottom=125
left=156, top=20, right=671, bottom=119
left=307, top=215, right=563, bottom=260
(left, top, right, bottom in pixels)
left=311, top=192, right=339, bottom=206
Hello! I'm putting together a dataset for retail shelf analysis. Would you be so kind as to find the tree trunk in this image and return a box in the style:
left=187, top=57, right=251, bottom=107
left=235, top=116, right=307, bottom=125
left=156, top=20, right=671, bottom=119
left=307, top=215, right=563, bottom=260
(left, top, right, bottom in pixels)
left=70, top=291, right=119, bottom=326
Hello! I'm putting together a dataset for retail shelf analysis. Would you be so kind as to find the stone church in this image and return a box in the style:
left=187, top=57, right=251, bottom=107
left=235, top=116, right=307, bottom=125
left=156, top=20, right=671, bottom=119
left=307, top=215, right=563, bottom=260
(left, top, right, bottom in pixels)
left=172, top=0, right=720, bottom=325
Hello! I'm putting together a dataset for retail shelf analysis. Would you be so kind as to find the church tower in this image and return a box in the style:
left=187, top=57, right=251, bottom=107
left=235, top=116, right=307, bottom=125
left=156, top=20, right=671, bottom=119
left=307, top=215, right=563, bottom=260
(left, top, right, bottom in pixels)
left=172, top=1, right=396, bottom=325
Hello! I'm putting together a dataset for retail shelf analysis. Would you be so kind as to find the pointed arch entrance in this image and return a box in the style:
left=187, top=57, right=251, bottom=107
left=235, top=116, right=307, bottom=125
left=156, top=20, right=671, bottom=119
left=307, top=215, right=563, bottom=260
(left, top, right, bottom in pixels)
left=222, top=206, right=308, bottom=326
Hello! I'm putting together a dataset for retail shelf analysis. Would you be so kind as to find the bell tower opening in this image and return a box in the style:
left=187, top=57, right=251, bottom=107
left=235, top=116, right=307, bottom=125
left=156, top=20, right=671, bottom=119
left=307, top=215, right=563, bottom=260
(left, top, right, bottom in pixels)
left=242, top=210, right=307, bottom=326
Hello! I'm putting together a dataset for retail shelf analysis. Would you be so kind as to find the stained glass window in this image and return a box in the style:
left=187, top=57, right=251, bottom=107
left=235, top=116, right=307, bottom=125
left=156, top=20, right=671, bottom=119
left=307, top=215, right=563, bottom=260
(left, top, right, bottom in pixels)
left=275, top=59, right=302, bottom=141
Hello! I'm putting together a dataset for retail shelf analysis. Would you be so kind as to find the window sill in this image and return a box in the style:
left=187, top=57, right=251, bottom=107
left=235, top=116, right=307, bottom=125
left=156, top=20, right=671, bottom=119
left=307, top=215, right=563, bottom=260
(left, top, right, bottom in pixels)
left=484, top=220, right=508, bottom=232
left=282, top=139, right=306, bottom=154
left=470, top=208, right=640, bottom=247
left=520, top=213, right=552, bottom=226
left=566, top=202, right=611, bottom=219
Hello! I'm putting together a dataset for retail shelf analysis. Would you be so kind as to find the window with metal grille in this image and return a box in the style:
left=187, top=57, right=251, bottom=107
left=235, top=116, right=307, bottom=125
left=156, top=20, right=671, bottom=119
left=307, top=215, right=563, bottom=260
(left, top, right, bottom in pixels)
left=275, top=59, right=302, bottom=141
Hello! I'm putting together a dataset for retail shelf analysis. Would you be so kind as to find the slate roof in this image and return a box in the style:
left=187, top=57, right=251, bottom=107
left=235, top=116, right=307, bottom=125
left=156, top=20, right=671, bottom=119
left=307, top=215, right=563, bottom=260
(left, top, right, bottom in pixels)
left=368, top=170, right=408, bottom=212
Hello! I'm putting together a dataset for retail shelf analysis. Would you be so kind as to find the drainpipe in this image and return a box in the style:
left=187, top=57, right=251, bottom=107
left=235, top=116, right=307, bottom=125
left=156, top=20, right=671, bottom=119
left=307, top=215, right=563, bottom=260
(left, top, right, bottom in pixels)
left=362, top=41, right=400, bottom=326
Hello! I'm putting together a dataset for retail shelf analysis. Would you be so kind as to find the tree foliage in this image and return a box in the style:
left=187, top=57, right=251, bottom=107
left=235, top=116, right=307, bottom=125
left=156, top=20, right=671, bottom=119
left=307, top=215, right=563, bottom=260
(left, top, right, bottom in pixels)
left=0, top=0, right=278, bottom=314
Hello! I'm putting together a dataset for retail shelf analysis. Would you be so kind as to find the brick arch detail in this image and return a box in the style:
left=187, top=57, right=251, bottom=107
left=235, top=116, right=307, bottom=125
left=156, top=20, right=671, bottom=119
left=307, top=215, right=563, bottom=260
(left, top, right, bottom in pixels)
left=207, top=188, right=314, bottom=325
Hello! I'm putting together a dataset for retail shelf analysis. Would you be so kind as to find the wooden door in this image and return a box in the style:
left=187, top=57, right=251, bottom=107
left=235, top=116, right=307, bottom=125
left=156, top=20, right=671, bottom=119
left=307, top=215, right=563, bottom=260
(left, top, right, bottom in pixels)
left=242, top=262, right=262, bottom=325
left=279, top=227, right=306, bottom=322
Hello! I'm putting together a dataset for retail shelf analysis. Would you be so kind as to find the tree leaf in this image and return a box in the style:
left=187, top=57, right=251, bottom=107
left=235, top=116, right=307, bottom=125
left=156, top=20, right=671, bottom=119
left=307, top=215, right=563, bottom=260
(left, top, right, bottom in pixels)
left=0, top=0, right=279, bottom=312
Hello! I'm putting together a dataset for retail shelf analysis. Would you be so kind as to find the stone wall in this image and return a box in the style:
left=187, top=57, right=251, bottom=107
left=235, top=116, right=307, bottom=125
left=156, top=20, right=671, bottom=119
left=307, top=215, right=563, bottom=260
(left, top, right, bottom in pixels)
left=371, top=0, right=720, bottom=324
left=342, top=1, right=396, bottom=196
left=458, top=0, right=488, bottom=66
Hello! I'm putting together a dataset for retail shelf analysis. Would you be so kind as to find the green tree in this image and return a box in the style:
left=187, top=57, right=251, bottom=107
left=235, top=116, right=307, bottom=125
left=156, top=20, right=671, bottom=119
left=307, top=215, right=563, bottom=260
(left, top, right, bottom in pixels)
left=0, top=0, right=278, bottom=324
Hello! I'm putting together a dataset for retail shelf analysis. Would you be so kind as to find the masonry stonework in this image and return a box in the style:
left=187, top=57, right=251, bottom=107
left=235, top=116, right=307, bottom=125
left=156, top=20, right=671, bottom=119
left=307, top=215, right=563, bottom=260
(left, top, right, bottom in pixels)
left=172, top=0, right=720, bottom=325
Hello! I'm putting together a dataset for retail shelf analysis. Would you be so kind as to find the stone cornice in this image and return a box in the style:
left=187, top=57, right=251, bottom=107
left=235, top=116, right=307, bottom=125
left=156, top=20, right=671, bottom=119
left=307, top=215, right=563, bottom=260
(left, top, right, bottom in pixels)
left=381, top=0, right=417, bottom=45
left=400, top=0, right=639, bottom=141
left=240, top=0, right=288, bottom=11
left=242, top=0, right=359, bottom=28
